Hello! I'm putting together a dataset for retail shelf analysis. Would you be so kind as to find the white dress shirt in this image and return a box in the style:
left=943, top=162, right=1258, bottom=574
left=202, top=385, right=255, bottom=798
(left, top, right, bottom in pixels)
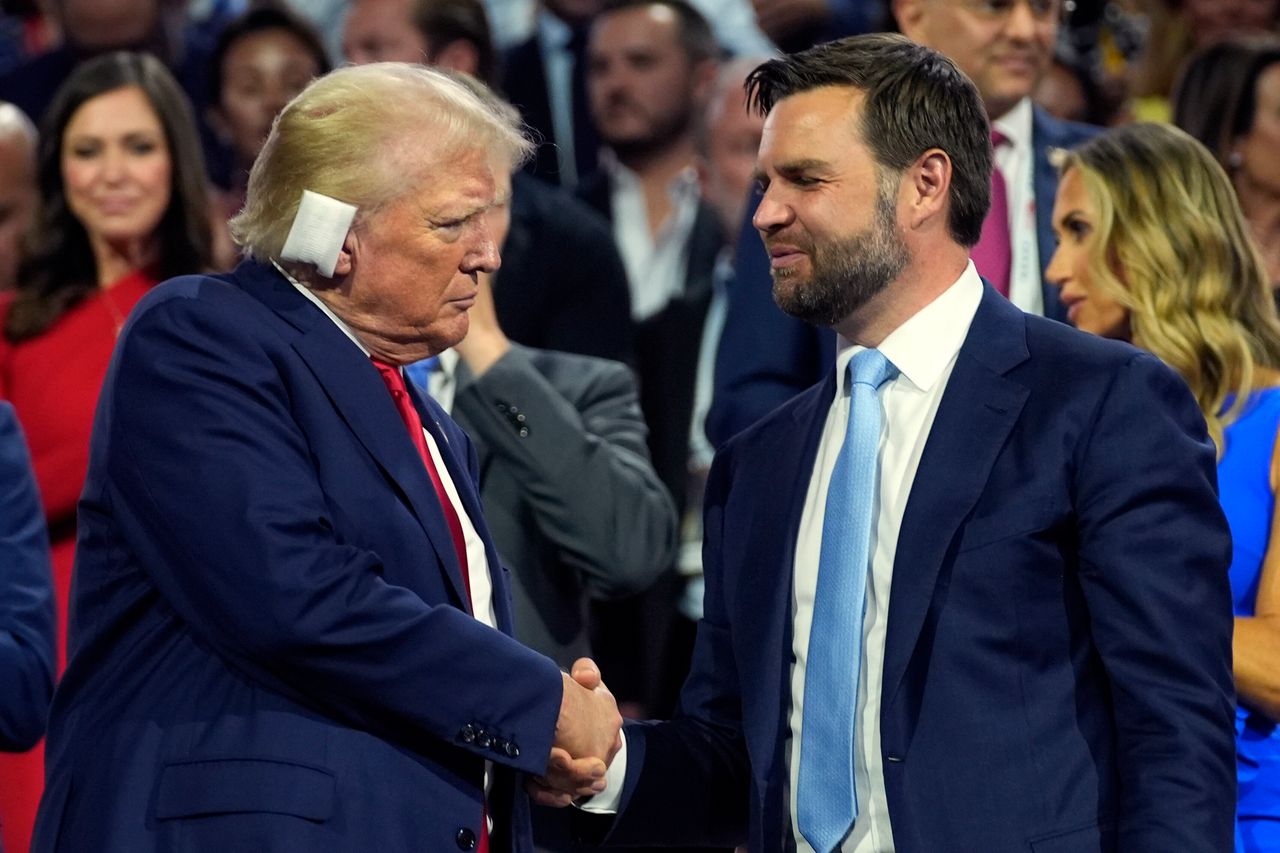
left=991, top=98, right=1043, bottom=317
left=786, top=265, right=982, bottom=851
left=583, top=266, right=985, bottom=845
left=603, top=153, right=702, bottom=322
left=277, top=263, right=495, bottom=629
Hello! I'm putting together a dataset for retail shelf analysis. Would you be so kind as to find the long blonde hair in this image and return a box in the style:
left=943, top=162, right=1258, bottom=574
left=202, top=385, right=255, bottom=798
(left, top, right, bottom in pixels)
left=1060, top=122, right=1280, bottom=453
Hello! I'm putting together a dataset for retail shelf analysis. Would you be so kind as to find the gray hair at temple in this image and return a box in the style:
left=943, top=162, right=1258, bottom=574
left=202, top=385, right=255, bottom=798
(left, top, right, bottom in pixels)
left=230, top=62, right=533, bottom=261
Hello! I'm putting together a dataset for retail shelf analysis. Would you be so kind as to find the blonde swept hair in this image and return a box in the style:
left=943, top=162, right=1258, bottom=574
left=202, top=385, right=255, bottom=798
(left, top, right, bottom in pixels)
left=1060, top=122, right=1280, bottom=454
left=229, top=62, right=533, bottom=261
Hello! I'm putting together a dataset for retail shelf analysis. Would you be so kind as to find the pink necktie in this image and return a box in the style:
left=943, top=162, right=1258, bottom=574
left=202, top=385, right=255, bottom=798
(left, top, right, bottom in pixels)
left=972, top=130, right=1011, bottom=298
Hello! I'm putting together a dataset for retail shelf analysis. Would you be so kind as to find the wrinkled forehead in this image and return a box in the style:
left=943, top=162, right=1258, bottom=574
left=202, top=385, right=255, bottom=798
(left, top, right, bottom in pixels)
left=758, top=87, right=865, bottom=164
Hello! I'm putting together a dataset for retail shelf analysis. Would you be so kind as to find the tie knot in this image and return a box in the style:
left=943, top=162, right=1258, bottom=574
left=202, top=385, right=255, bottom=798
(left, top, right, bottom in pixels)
left=991, top=128, right=1008, bottom=149
left=849, top=348, right=896, bottom=391
left=371, top=357, right=408, bottom=394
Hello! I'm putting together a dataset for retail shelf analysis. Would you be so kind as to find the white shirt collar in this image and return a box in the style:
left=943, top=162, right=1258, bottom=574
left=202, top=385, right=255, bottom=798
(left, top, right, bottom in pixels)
left=599, top=149, right=702, bottom=203
left=273, top=260, right=371, bottom=358
left=436, top=347, right=460, bottom=379
left=835, top=261, right=985, bottom=394
left=991, top=96, right=1033, bottom=153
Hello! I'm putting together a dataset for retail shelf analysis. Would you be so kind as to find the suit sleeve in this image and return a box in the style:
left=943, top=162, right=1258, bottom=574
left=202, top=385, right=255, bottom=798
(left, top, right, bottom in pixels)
left=105, top=295, right=564, bottom=776
left=1073, top=352, right=1236, bottom=851
left=0, top=403, right=54, bottom=751
left=596, top=445, right=751, bottom=847
left=454, top=348, right=676, bottom=600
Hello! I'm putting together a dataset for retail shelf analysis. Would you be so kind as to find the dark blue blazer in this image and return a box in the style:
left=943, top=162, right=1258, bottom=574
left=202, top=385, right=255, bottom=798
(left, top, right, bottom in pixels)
left=32, top=261, right=564, bottom=853
left=604, top=287, right=1237, bottom=852
left=0, top=401, right=54, bottom=753
left=706, top=107, right=1100, bottom=447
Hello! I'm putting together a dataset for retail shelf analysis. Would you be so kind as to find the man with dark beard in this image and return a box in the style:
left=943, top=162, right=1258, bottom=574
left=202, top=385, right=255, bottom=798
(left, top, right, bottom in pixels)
left=576, top=0, right=727, bottom=721
left=541, top=33, right=1238, bottom=853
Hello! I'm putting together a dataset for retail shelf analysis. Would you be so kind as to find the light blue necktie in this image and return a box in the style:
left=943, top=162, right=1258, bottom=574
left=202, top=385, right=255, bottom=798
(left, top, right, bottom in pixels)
left=797, top=348, right=897, bottom=853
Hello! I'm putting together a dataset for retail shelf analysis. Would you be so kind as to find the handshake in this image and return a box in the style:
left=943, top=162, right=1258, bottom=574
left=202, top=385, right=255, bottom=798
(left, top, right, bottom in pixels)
left=530, top=658, right=624, bottom=808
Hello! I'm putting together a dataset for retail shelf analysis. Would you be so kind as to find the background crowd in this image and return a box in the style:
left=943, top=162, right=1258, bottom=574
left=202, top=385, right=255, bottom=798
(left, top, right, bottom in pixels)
left=0, top=0, right=1277, bottom=851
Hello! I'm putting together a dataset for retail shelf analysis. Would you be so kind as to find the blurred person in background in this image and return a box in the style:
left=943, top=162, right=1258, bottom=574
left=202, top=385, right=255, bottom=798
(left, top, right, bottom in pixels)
left=0, top=102, right=35, bottom=291
left=1129, top=0, right=1279, bottom=122
left=207, top=3, right=330, bottom=268
left=579, top=0, right=726, bottom=719
left=0, top=51, right=211, bottom=853
left=1047, top=121, right=1280, bottom=852
left=1174, top=37, right=1280, bottom=298
left=676, top=52, right=764, bottom=632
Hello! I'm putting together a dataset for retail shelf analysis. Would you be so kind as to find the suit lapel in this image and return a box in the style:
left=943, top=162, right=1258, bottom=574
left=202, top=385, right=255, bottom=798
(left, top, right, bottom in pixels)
left=881, top=290, right=1030, bottom=740
left=736, top=371, right=836, bottom=792
left=251, top=269, right=472, bottom=609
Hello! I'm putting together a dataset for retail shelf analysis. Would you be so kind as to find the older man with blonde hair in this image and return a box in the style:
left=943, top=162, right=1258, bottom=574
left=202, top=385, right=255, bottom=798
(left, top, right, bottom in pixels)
left=31, top=62, right=621, bottom=853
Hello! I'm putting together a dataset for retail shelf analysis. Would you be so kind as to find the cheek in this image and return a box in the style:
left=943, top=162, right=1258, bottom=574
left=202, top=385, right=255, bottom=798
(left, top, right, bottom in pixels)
left=61, top=160, right=94, bottom=196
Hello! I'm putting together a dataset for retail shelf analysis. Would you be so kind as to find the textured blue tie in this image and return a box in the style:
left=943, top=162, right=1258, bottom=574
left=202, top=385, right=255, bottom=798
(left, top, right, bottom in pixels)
left=797, top=348, right=897, bottom=853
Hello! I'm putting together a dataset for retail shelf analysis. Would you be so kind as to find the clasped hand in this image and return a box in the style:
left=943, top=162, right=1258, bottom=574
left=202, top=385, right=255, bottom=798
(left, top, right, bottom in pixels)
left=528, top=657, right=623, bottom=807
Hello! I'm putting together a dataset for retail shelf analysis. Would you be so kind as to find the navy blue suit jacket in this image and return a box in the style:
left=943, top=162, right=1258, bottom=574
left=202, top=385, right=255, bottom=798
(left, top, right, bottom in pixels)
left=604, top=287, right=1237, bottom=852
left=0, top=401, right=54, bottom=753
left=707, top=107, right=1100, bottom=446
left=32, top=261, right=564, bottom=853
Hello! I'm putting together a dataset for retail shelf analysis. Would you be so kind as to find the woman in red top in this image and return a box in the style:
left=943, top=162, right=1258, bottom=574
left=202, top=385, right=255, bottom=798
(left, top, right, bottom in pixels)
left=0, top=51, right=211, bottom=853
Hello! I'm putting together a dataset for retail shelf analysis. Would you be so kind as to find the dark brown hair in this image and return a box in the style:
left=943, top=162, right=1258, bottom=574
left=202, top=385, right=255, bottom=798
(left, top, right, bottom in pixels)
left=5, top=51, right=211, bottom=341
left=746, top=32, right=992, bottom=247
left=411, top=0, right=500, bottom=88
left=209, top=1, right=332, bottom=108
left=1173, top=36, right=1280, bottom=174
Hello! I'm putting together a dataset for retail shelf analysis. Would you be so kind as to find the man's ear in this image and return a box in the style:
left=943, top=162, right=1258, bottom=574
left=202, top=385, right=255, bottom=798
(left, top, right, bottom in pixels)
left=905, top=148, right=951, bottom=231
left=892, top=0, right=925, bottom=40
left=332, top=230, right=357, bottom=277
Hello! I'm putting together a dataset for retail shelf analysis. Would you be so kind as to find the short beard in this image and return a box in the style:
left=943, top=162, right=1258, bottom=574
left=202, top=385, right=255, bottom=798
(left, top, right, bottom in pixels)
left=773, top=189, right=910, bottom=328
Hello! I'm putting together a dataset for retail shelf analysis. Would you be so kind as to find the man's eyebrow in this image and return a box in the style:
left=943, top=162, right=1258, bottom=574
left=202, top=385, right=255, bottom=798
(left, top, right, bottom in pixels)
left=775, top=158, right=832, bottom=176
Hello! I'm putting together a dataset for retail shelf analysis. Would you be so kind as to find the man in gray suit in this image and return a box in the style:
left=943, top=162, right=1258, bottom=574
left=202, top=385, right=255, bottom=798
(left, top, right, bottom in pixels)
left=406, top=162, right=677, bottom=667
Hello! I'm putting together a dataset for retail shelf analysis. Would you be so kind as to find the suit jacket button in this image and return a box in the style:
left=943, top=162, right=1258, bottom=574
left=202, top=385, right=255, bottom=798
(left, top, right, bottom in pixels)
left=504, top=740, right=520, bottom=758
left=476, top=732, right=492, bottom=749
left=455, top=827, right=477, bottom=850
left=459, top=724, right=476, bottom=744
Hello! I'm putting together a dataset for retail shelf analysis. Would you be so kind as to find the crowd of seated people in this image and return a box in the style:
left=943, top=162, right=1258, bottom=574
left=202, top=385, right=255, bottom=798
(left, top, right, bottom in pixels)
left=0, top=0, right=1278, bottom=851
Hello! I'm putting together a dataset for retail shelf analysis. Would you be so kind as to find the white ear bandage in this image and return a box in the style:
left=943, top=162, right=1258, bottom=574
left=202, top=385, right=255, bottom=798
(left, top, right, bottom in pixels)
left=279, top=190, right=358, bottom=278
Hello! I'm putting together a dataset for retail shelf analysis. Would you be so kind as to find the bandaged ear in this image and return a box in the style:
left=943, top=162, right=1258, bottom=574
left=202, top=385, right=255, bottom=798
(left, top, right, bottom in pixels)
left=279, top=190, right=358, bottom=278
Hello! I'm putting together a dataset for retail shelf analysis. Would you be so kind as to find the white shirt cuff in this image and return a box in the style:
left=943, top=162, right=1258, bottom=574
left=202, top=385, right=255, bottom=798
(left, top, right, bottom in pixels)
left=574, top=730, right=628, bottom=814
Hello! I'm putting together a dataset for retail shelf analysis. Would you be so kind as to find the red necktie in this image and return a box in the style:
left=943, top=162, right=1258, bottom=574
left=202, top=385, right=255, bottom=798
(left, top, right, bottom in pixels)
left=371, top=358, right=488, bottom=852
left=972, top=129, right=1012, bottom=297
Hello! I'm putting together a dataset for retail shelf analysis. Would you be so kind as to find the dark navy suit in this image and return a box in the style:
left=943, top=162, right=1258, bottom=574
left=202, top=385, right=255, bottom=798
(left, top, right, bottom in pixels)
left=601, top=286, right=1237, bottom=852
left=0, top=401, right=54, bottom=755
left=707, top=107, right=1099, bottom=446
left=32, top=261, right=564, bottom=852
